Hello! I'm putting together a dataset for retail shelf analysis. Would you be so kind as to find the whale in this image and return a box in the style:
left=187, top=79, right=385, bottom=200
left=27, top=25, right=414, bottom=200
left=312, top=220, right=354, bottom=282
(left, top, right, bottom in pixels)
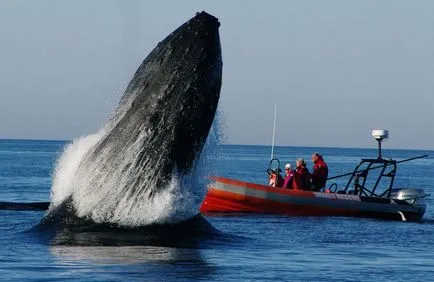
left=42, top=11, right=223, bottom=226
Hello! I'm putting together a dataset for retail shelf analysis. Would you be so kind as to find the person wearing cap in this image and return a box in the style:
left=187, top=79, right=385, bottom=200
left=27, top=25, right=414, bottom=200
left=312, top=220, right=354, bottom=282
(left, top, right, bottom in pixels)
left=311, top=152, right=329, bottom=191
left=282, top=163, right=294, bottom=189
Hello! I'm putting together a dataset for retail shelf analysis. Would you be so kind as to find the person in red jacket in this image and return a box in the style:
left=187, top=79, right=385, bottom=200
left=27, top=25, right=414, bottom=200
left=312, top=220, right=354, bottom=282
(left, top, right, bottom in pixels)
left=282, top=163, right=294, bottom=189
left=293, top=158, right=311, bottom=190
left=311, top=153, right=329, bottom=191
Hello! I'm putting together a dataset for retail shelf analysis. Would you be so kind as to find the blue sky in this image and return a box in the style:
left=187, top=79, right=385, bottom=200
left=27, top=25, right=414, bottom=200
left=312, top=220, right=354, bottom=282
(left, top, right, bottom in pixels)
left=0, top=1, right=433, bottom=149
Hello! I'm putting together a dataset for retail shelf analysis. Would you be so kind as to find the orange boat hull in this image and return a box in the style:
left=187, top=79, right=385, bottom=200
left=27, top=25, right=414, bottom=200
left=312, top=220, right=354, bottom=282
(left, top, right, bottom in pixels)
left=200, top=177, right=425, bottom=221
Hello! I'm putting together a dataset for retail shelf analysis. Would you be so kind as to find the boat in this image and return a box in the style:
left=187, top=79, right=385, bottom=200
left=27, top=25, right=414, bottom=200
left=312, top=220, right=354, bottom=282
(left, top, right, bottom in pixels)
left=200, top=130, right=428, bottom=221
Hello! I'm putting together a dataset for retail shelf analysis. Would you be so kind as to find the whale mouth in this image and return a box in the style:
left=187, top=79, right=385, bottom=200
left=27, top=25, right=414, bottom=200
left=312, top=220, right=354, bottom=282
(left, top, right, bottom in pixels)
left=46, top=11, right=223, bottom=227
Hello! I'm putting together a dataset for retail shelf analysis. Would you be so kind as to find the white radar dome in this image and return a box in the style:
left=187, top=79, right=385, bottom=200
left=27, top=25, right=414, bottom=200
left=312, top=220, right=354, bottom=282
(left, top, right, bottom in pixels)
left=372, top=129, right=389, bottom=141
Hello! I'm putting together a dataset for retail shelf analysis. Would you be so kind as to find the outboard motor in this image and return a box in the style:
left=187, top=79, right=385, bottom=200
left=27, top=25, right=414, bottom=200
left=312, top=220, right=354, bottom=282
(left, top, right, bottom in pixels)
left=390, top=188, right=427, bottom=211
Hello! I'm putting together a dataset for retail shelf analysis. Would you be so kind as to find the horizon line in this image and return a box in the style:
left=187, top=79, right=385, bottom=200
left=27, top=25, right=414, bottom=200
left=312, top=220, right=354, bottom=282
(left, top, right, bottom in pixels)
left=0, top=137, right=432, bottom=152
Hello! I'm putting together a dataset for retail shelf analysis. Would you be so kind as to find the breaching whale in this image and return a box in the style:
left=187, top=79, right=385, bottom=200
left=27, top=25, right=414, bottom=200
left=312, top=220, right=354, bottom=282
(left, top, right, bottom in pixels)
left=43, top=11, right=222, bottom=226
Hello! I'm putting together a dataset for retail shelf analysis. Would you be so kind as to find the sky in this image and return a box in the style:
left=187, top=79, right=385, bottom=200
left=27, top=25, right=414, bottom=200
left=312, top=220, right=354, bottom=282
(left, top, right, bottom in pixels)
left=0, top=1, right=433, bottom=150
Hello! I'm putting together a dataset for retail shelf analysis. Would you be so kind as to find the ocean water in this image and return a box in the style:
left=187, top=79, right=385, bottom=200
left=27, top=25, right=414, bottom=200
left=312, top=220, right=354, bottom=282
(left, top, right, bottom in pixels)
left=0, top=139, right=434, bottom=281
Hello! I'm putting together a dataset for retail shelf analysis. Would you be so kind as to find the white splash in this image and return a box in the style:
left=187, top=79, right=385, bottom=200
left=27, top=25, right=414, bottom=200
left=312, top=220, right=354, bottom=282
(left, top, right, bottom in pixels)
left=50, top=131, right=105, bottom=207
left=49, top=110, right=223, bottom=227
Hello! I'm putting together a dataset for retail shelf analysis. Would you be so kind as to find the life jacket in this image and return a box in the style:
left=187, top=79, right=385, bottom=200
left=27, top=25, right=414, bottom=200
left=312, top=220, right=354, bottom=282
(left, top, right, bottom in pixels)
left=292, top=174, right=302, bottom=190
left=282, top=171, right=294, bottom=189
left=293, top=166, right=311, bottom=190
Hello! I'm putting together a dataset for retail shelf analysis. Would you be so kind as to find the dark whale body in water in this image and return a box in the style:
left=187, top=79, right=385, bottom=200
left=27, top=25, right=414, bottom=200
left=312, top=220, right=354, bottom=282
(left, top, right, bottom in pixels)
left=30, top=214, right=221, bottom=247
left=10, top=11, right=222, bottom=236
left=0, top=201, right=50, bottom=211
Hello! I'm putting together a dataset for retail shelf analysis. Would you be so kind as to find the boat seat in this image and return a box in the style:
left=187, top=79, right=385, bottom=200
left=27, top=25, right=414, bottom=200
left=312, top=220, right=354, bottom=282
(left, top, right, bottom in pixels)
left=336, top=190, right=346, bottom=194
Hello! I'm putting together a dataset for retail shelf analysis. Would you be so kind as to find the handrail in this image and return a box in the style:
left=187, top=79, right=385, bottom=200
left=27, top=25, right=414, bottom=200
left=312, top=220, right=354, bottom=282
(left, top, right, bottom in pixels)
left=327, top=154, right=428, bottom=181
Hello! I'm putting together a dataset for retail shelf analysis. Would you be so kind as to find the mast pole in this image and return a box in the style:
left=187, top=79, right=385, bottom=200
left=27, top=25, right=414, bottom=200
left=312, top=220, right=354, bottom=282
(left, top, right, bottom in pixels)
left=271, top=104, right=277, bottom=160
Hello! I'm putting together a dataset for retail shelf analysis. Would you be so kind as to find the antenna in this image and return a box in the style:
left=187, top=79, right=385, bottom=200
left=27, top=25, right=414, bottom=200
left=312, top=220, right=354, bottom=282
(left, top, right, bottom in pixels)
left=372, top=129, right=389, bottom=159
left=271, top=104, right=277, bottom=160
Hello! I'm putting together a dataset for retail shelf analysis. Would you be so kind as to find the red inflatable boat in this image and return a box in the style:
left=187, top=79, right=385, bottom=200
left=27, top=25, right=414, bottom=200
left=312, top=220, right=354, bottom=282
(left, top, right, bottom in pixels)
left=200, top=131, right=428, bottom=221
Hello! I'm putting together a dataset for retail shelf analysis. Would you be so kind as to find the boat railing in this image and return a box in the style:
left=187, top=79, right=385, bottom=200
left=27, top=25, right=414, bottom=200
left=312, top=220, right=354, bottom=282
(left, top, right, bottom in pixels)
left=327, top=155, right=428, bottom=198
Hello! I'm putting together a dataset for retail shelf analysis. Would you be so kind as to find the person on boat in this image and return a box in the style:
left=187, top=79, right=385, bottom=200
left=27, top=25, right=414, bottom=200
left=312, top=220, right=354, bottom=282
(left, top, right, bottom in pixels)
left=293, top=158, right=311, bottom=190
left=282, top=163, right=294, bottom=189
left=268, top=168, right=284, bottom=188
left=311, top=152, right=329, bottom=191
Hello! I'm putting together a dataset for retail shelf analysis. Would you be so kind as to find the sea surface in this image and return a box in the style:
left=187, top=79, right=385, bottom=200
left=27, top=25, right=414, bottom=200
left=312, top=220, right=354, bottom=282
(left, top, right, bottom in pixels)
left=0, top=139, right=433, bottom=281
